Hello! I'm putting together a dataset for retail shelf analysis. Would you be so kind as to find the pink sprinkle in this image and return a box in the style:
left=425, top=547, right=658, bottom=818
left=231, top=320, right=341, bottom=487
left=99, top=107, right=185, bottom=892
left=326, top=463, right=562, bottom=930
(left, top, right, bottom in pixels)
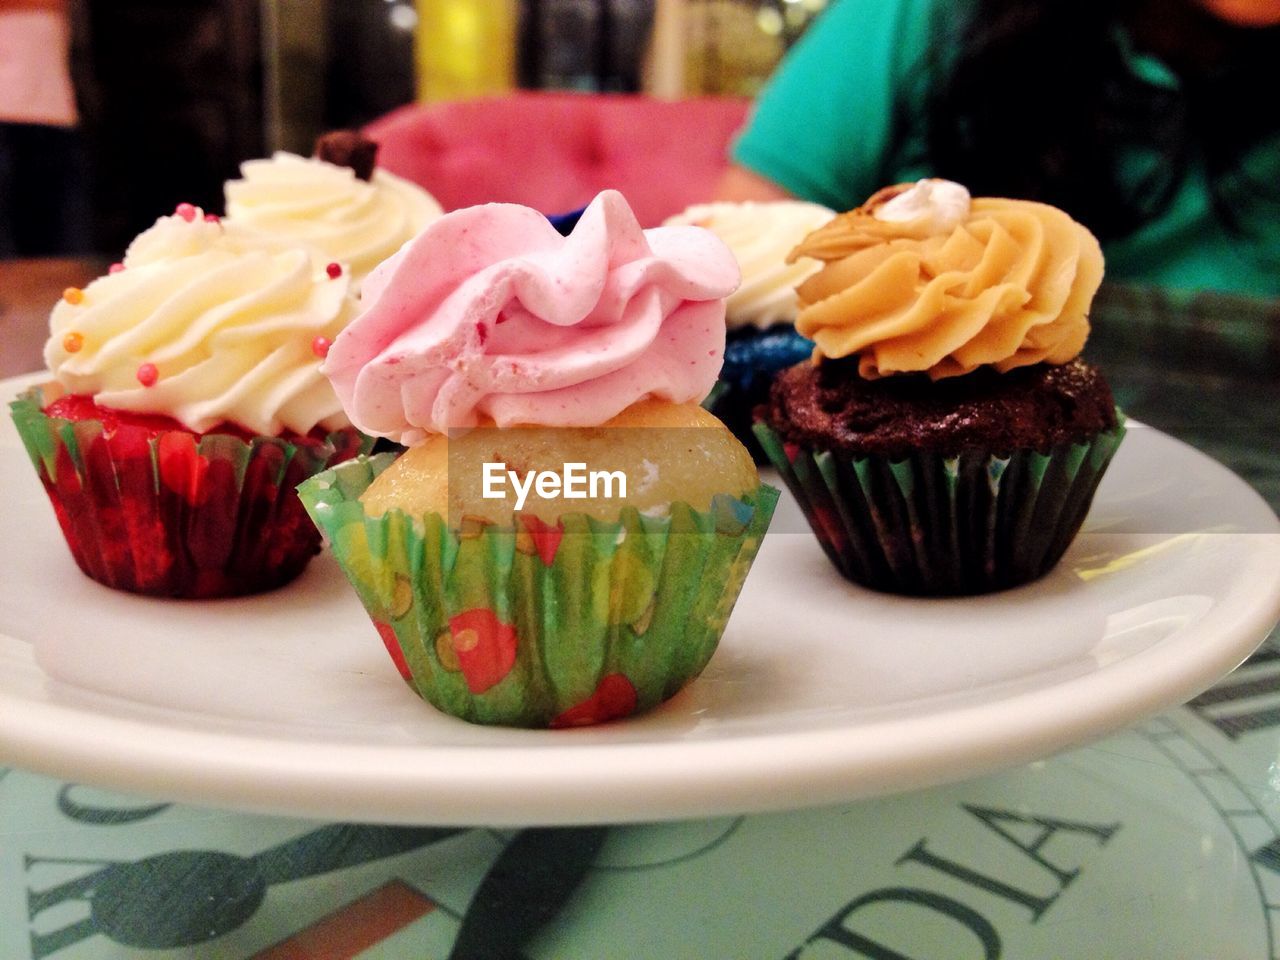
left=136, top=363, right=159, bottom=387
left=311, top=336, right=331, bottom=359
left=175, top=203, right=197, bottom=222
left=326, top=262, right=343, bottom=279
left=204, top=213, right=220, bottom=223
left=108, top=262, right=125, bottom=274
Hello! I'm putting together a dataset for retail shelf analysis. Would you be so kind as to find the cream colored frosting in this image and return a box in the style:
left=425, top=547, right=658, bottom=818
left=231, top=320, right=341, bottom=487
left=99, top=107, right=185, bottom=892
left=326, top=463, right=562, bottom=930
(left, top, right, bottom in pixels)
left=45, top=209, right=356, bottom=435
left=663, top=200, right=834, bottom=329
left=224, top=152, right=443, bottom=285
left=873, top=178, right=970, bottom=232
left=789, top=181, right=1104, bottom=379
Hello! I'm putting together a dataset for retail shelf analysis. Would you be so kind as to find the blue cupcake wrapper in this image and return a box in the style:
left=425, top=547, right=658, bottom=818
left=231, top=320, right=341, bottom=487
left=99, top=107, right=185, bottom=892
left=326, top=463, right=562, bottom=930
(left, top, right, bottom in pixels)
left=705, top=327, right=813, bottom=462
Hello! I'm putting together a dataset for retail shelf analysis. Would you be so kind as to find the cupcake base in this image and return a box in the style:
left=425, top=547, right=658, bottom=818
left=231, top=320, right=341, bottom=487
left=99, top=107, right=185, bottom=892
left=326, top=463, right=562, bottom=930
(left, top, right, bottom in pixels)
left=299, top=454, right=779, bottom=728
left=705, top=325, right=813, bottom=462
left=9, top=386, right=369, bottom=598
left=754, top=417, right=1126, bottom=596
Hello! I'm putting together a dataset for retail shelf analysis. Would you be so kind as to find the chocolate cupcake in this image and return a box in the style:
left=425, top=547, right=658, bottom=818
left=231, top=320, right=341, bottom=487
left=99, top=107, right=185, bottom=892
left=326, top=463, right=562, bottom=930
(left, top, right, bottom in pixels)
left=754, top=179, right=1126, bottom=595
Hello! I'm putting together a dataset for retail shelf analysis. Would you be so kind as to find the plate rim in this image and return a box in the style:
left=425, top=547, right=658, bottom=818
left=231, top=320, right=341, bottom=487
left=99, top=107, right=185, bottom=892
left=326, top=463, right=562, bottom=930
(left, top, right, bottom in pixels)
left=2, top=371, right=1279, bottom=825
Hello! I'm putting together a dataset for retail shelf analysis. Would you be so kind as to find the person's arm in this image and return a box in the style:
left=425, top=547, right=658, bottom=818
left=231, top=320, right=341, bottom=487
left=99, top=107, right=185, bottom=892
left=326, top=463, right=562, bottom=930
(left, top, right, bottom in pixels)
left=728, top=0, right=940, bottom=212
left=713, top=164, right=795, bottom=202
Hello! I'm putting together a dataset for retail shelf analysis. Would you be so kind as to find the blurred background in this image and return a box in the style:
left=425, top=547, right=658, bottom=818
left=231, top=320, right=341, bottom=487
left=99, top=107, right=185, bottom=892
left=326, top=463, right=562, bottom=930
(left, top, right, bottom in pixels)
left=0, top=0, right=829, bottom=257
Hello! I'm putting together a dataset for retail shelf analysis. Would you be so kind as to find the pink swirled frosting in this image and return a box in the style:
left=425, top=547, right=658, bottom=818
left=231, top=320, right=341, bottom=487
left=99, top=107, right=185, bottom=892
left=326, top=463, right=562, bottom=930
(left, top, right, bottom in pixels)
left=322, top=190, right=740, bottom=442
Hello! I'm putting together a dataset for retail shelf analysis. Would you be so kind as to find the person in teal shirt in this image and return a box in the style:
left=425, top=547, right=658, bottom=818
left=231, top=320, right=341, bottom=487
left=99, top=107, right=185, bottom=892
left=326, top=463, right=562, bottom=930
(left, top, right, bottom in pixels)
left=724, top=0, right=1280, bottom=297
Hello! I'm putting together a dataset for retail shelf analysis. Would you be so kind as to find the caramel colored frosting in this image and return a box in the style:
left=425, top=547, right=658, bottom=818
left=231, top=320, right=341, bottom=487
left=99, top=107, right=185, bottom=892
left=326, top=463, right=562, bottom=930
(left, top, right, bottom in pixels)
left=789, top=180, right=1104, bottom=380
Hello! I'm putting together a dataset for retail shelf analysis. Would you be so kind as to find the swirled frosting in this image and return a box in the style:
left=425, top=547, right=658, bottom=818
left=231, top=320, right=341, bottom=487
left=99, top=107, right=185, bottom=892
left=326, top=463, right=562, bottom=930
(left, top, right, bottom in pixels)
left=44, top=209, right=355, bottom=435
left=663, top=201, right=834, bottom=330
left=224, top=152, right=443, bottom=285
left=323, top=189, right=740, bottom=443
left=790, top=179, right=1104, bottom=379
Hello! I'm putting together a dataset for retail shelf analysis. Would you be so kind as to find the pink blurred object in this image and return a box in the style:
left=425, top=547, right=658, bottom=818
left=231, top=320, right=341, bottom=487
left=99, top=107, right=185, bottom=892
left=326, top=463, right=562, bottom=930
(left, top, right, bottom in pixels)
left=364, top=92, right=750, bottom=226
left=0, top=3, right=77, bottom=126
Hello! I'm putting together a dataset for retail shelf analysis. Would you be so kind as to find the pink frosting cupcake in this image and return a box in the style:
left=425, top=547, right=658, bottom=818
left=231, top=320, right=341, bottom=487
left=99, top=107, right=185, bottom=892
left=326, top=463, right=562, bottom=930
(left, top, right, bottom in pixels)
left=299, top=190, right=779, bottom=727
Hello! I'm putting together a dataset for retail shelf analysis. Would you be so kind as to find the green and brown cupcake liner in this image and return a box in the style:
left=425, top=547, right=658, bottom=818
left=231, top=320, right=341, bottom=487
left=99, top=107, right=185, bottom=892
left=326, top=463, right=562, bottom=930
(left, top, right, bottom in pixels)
left=298, top=453, right=779, bottom=728
left=753, top=414, right=1126, bottom=596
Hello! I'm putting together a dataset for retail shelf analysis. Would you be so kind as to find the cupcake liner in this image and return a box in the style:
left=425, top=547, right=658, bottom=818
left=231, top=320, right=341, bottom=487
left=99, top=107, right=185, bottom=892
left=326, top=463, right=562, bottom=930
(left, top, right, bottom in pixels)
left=753, top=414, right=1126, bottom=596
left=9, top=386, right=369, bottom=598
left=706, top=326, right=814, bottom=462
left=298, top=454, right=779, bottom=728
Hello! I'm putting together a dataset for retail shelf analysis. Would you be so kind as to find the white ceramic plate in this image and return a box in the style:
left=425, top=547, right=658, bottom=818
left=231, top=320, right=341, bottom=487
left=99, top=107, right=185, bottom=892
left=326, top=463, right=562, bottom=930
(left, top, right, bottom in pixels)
left=2, top=371, right=1278, bottom=826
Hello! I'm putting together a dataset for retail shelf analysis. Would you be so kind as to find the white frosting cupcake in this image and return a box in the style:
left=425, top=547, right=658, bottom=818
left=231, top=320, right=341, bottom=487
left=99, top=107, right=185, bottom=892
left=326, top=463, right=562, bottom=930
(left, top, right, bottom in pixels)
left=224, top=150, right=443, bottom=287
left=663, top=200, right=834, bottom=330
left=45, top=207, right=355, bottom=435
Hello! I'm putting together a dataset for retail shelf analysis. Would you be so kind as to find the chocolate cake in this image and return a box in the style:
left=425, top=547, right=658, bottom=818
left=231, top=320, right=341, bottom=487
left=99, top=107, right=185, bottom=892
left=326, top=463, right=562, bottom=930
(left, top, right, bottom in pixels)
left=750, top=178, right=1127, bottom=594
left=761, top=357, right=1118, bottom=460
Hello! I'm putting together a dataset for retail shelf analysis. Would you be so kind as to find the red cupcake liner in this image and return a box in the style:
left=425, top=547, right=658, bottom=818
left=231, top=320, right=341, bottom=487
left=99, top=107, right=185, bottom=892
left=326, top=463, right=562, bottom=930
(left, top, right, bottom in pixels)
left=10, top=385, right=369, bottom=598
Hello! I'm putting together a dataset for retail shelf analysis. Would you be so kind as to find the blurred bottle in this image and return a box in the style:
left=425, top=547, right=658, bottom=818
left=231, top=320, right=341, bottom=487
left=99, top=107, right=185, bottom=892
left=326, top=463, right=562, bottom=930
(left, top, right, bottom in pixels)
left=410, top=0, right=821, bottom=102
left=649, top=0, right=828, bottom=97
left=415, top=0, right=518, bottom=101
left=517, top=0, right=654, bottom=93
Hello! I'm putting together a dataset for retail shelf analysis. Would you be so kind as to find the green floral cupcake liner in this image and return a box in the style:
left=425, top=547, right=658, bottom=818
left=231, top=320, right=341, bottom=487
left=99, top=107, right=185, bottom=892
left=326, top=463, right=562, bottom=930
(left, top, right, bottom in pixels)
left=753, top=414, right=1126, bottom=596
left=298, top=454, right=779, bottom=728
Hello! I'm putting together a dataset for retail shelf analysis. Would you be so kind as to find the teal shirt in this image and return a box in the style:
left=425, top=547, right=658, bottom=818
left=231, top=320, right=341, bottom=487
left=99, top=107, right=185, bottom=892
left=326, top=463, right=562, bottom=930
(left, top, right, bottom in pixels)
left=732, top=0, right=1280, bottom=297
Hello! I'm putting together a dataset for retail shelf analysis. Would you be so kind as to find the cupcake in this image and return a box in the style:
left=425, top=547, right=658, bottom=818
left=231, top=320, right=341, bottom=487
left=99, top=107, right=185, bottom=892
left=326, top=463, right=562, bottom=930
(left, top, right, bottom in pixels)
left=663, top=200, right=834, bottom=459
left=299, top=190, right=779, bottom=728
left=754, top=179, right=1125, bottom=596
left=223, top=131, right=443, bottom=289
left=9, top=206, right=369, bottom=598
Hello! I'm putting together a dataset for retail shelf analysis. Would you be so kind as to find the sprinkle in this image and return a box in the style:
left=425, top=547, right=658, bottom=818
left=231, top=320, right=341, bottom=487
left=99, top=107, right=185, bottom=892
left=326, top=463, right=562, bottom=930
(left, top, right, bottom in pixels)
left=108, top=262, right=125, bottom=274
left=175, top=203, right=197, bottom=222
left=325, top=262, right=343, bottom=279
left=204, top=213, right=220, bottom=223
left=311, top=336, right=331, bottom=359
left=62, top=287, right=84, bottom=305
left=62, top=332, right=83, bottom=353
left=136, top=363, right=159, bottom=387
